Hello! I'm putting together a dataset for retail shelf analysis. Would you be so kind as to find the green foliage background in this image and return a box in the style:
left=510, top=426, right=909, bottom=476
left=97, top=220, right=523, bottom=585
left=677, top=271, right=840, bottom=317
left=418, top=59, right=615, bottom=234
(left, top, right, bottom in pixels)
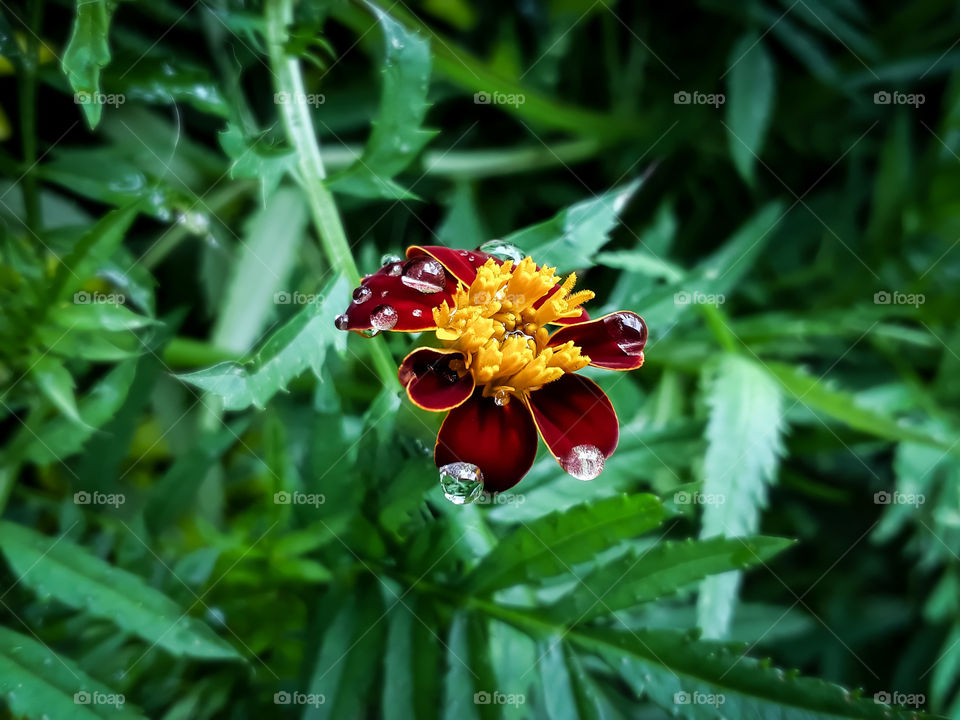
left=0, top=0, right=958, bottom=718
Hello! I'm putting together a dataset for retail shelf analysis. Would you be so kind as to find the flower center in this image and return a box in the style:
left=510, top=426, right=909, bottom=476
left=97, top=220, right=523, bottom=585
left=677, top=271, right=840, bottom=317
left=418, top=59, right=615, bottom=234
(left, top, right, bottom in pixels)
left=432, top=258, right=594, bottom=403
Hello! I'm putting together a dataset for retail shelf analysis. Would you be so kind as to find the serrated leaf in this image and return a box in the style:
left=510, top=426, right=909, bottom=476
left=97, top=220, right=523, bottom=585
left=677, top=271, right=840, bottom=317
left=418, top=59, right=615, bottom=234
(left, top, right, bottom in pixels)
left=547, top=536, right=793, bottom=624
left=0, top=626, right=146, bottom=719
left=178, top=275, right=349, bottom=411
left=503, top=178, right=644, bottom=272
left=31, top=355, right=84, bottom=426
left=464, top=494, right=664, bottom=594
left=328, top=4, right=435, bottom=199
left=697, top=354, right=784, bottom=639
left=62, top=0, right=116, bottom=129
left=0, top=522, right=243, bottom=661
left=219, top=123, right=295, bottom=204
left=725, top=33, right=775, bottom=185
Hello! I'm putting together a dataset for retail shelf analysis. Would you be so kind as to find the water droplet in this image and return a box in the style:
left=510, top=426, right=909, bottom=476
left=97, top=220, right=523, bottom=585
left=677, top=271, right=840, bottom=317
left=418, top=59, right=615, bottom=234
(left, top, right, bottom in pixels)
left=561, top=444, right=605, bottom=480
left=386, top=263, right=403, bottom=276
left=177, top=210, right=210, bottom=235
left=603, top=312, right=646, bottom=356
left=381, top=253, right=402, bottom=267
left=156, top=207, right=172, bottom=222
left=401, top=258, right=446, bottom=293
left=439, top=462, right=484, bottom=504
left=479, top=239, right=525, bottom=264
left=361, top=327, right=380, bottom=337
left=353, top=286, right=372, bottom=304
left=370, top=304, right=398, bottom=330
left=334, top=314, right=349, bottom=331
left=493, top=388, right=511, bottom=406
left=412, top=308, right=423, bottom=318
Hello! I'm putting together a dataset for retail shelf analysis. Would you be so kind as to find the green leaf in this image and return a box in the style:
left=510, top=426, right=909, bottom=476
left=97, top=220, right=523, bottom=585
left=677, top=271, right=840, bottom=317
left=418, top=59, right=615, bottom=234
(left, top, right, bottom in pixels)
left=177, top=274, right=349, bottom=411
left=765, top=360, right=953, bottom=450
left=503, top=178, right=644, bottom=272
left=0, top=626, right=145, bottom=719
left=463, top=494, right=664, bottom=594
left=211, top=187, right=307, bottom=353
left=21, top=359, right=137, bottom=464
left=62, top=0, right=116, bottom=129
left=697, top=354, right=784, bottom=639
left=219, top=123, right=295, bottom=204
left=30, top=355, right=84, bottom=425
left=0, top=521, right=243, bottom=661
left=725, top=33, right=775, bottom=185
left=546, top=536, right=793, bottom=624
left=328, top=4, right=435, bottom=199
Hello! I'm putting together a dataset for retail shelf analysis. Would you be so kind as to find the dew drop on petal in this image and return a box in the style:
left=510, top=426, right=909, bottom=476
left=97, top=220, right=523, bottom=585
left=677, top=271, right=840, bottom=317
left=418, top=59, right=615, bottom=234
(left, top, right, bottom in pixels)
left=439, top=462, right=485, bottom=504
left=479, top=239, right=525, bottom=264
left=353, top=285, right=372, bottom=304
left=370, top=304, right=398, bottom=330
left=493, top=388, right=511, bottom=406
left=561, top=444, right=605, bottom=481
left=381, top=253, right=402, bottom=267
left=401, top=258, right=446, bottom=293
left=334, top=314, right=349, bottom=331
left=603, top=312, right=647, bottom=356
left=386, top=263, right=403, bottom=276
left=412, top=308, right=423, bottom=318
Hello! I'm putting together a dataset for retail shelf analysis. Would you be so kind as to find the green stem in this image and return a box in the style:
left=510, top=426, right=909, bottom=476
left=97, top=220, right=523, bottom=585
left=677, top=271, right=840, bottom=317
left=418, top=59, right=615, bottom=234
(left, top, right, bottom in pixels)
left=19, top=0, right=43, bottom=232
left=265, top=0, right=398, bottom=390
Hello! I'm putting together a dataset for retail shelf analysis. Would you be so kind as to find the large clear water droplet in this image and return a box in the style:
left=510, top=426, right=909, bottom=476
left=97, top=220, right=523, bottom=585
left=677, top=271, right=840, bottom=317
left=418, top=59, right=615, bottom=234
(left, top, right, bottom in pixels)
left=439, top=462, right=484, bottom=504
left=561, top=444, right=605, bottom=480
left=603, top=312, right=646, bottom=355
left=353, top=285, right=372, bottom=304
left=479, top=239, right=525, bottom=264
left=401, top=258, right=446, bottom=293
left=334, top=314, right=349, bottom=331
left=381, top=253, right=402, bottom=266
left=370, top=304, right=398, bottom=330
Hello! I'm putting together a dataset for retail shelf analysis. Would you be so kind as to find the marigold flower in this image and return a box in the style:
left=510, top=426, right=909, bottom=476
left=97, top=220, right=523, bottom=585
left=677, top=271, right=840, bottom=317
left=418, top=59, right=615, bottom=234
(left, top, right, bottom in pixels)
left=335, top=246, right=646, bottom=494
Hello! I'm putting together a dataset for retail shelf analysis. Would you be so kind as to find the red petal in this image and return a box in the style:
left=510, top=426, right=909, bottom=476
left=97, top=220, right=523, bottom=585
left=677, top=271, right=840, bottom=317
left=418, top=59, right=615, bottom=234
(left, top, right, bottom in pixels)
left=407, top=245, right=500, bottom=286
left=398, top=347, right=474, bottom=412
left=337, top=261, right=455, bottom=333
left=435, top=390, right=538, bottom=492
left=546, top=311, right=645, bottom=370
left=527, top=374, right=619, bottom=477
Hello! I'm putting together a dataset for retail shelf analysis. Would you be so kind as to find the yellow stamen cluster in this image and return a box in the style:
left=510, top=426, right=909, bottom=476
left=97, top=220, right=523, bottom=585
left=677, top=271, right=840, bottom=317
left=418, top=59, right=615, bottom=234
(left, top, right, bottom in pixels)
left=433, top=258, right=594, bottom=401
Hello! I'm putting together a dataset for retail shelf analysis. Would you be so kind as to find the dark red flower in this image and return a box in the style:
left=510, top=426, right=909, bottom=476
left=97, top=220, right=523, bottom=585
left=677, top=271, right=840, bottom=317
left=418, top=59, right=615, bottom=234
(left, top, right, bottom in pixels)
left=336, top=246, right=646, bottom=494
